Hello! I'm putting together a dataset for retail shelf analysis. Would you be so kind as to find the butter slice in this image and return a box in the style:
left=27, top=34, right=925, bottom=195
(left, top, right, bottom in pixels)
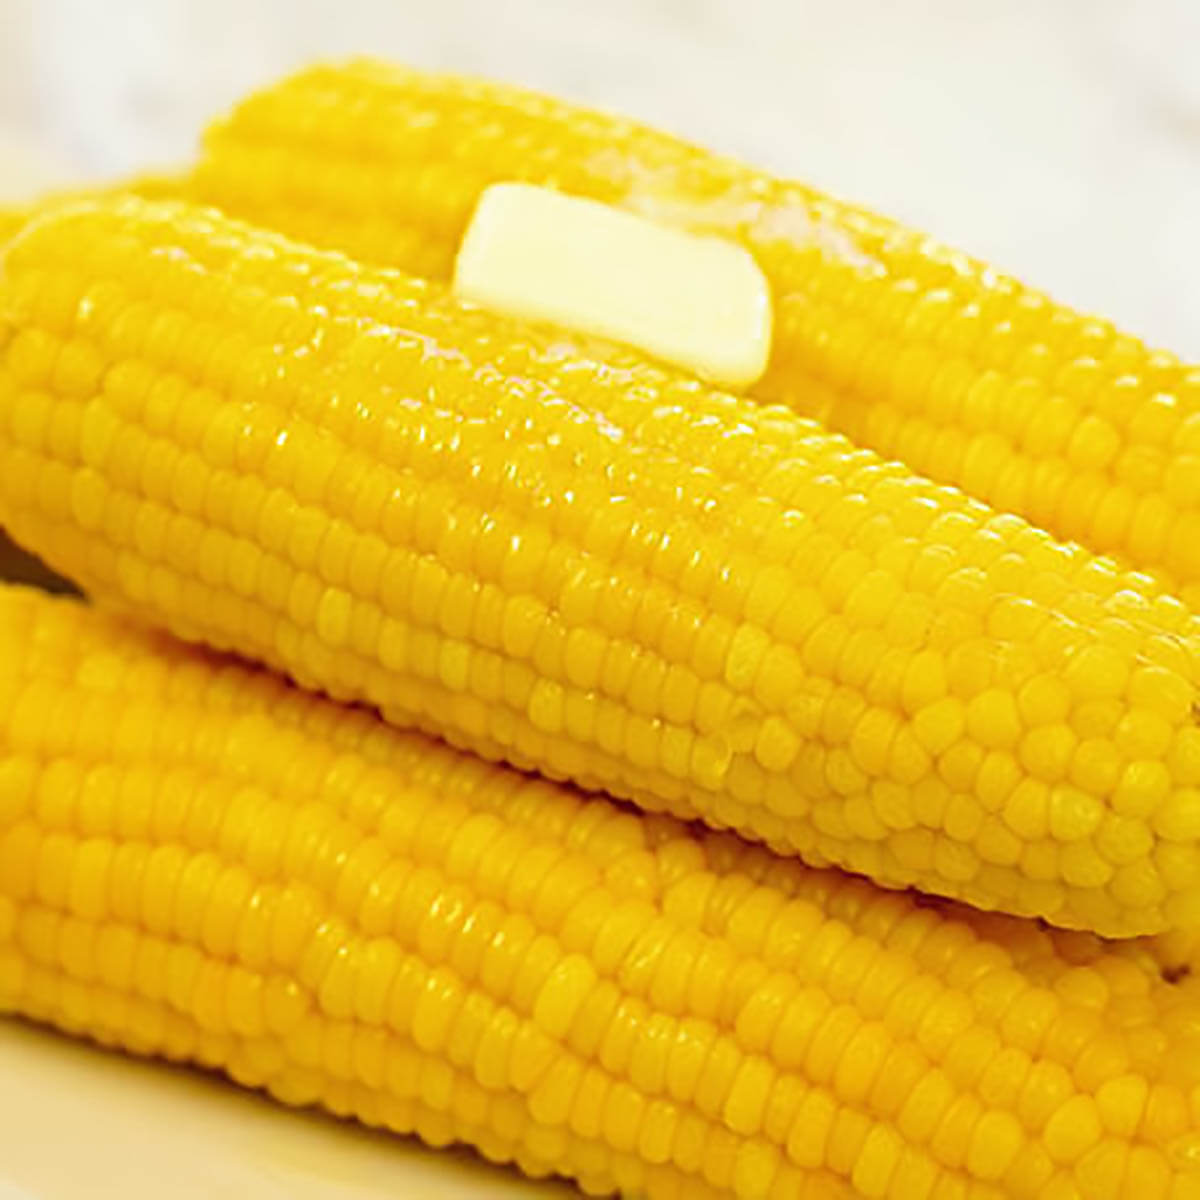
left=453, top=183, right=772, bottom=389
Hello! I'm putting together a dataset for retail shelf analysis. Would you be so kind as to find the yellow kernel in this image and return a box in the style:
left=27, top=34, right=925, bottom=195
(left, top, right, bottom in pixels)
left=533, top=954, right=597, bottom=1040
left=901, top=651, right=948, bottom=715
left=1157, top=846, right=1200, bottom=904
left=1069, top=737, right=1122, bottom=797
left=1063, top=644, right=1130, bottom=700
left=723, top=1055, right=775, bottom=1136
left=1016, top=675, right=1071, bottom=727
left=969, top=752, right=1016, bottom=812
left=897, top=1070, right=955, bottom=1144
left=965, top=1109, right=1023, bottom=1182
left=961, top=691, right=1019, bottom=755
left=1066, top=414, right=1120, bottom=470
left=1093, top=813, right=1153, bottom=866
left=6, top=328, right=60, bottom=385
left=0, top=757, right=38, bottom=825
left=786, top=1087, right=837, bottom=1169
left=1069, top=696, right=1121, bottom=738
left=602, top=1081, right=645, bottom=1155
left=1109, top=859, right=1166, bottom=909
left=528, top=679, right=566, bottom=736
left=315, top=586, right=353, bottom=648
left=754, top=717, right=799, bottom=773
left=975, top=817, right=1022, bottom=866
left=1047, top=787, right=1104, bottom=841
left=725, top=623, right=771, bottom=693
left=1095, top=1074, right=1148, bottom=1138
left=753, top=646, right=804, bottom=711
left=1018, top=724, right=1076, bottom=783
left=912, top=698, right=965, bottom=756
left=528, top=1055, right=584, bottom=1127
left=1142, top=1083, right=1191, bottom=1145
left=1114, top=710, right=1173, bottom=760
left=731, top=1140, right=780, bottom=1199
left=886, top=1146, right=940, bottom=1200
left=1043, top=1094, right=1102, bottom=1163
left=1003, top=778, right=1050, bottom=840
left=66, top=838, right=113, bottom=922
left=1153, top=789, right=1200, bottom=841
left=832, top=1023, right=890, bottom=1104
left=1060, top=842, right=1113, bottom=889
left=851, top=1124, right=903, bottom=1197
left=1128, top=665, right=1192, bottom=723
left=1113, top=761, right=1171, bottom=819
left=887, top=729, right=932, bottom=787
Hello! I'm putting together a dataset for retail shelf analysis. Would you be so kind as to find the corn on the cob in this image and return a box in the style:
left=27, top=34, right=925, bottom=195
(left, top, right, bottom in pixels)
left=3, top=582, right=1200, bottom=1200
left=4, top=196, right=1200, bottom=938
left=190, top=60, right=1200, bottom=605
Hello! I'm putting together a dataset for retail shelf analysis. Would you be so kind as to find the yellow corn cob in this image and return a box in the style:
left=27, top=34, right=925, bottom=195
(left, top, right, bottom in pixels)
left=0, top=213, right=44, bottom=588
left=3, top=583, right=1200, bottom=1200
left=5, top=197, right=1200, bottom=939
left=190, top=60, right=1200, bottom=605
left=0, top=173, right=179, bottom=247
left=0, top=206, right=28, bottom=245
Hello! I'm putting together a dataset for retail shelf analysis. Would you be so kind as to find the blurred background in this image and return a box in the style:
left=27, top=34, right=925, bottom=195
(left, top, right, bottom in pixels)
left=1, top=2, right=1199, bottom=1193
left=2, top=0, right=1199, bottom=355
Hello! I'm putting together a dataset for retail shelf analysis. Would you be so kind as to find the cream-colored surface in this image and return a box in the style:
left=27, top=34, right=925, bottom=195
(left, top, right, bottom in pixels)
left=454, top=183, right=773, bottom=387
left=0, top=135, right=72, bottom=204
left=0, top=1022, right=569, bottom=1198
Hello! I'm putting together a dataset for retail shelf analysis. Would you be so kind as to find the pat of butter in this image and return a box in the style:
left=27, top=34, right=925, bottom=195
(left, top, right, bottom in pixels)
left=453, top=183, right=772, bottom=389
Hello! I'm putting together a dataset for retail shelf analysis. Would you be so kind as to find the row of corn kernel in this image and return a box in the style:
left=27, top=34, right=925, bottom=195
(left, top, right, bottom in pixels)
left=4, top=587, right=1200, bottom=1198
left=189, top=61, right=1200, bottom=606
left=4, top=199, right=1200, bottom=937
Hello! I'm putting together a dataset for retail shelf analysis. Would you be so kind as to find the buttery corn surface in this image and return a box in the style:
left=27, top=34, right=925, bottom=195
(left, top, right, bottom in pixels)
left=452, top=182, right=773, bottom=388
left=192, top=60, right=1200, bottom=605
left=4, top=198, right=1200, bottom=938
left=3, top=584, right=1200, bottom=1200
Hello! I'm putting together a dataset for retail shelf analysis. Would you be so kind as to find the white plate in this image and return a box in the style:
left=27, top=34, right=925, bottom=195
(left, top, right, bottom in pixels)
left=0, top=1021, right=568, bottom=1198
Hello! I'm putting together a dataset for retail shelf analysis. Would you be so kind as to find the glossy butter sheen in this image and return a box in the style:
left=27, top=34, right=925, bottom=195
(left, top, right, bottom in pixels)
left=453, top=183, right=772, bottom=389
